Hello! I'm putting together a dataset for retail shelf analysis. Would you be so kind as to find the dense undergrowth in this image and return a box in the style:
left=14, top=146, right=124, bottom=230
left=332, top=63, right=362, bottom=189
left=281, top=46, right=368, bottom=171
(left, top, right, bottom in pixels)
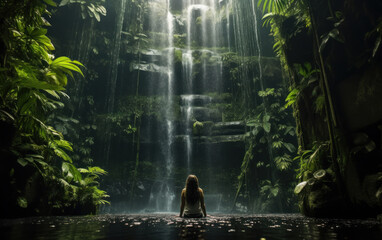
left=258, top=0, right=382, bottom=217
left=0, top=0, right=108, bottom=217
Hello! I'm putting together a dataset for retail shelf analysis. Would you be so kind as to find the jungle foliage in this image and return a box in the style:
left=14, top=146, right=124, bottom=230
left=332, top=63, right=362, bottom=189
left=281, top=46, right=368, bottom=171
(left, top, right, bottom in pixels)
left=232, top=86, right=298, bottom=213
left=257, top=0, right=335, bottom=180
left=0, top=0, right=108, bottom=217
left=258, top=0, right=382, bottom=217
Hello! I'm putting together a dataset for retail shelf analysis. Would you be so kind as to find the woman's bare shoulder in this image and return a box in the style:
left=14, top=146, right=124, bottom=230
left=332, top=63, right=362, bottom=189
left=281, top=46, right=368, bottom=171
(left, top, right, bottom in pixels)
left=198, top=188, right=204, bottom=193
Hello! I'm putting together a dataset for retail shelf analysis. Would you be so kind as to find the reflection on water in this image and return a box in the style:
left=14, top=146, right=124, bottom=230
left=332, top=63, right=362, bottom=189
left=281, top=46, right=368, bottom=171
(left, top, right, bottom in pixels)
left=1, top=214, right=381, bottom=240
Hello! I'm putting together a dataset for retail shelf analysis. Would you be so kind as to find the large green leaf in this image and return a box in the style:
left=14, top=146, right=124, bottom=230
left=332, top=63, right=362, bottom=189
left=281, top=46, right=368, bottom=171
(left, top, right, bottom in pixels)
left=284, top=88, right=299, bottom=108
left=54, top=139, right=73, bottom=151
left=246, top=119, right=260, bottom=127
left=59, top=0, right=70, bottom=6
left=17, top=158, right=29, bottom=167
left=283, top=142, right=296, bottom=153
left=62, top=162, right=82, bottom=182
left=19, top=77, right=65, bottom=91
left=51, top=57, right=84, bottom=77
left=43, top=0, right=57, bottom=7
left=52, top=144, right=72, bottom=163
left=88, top=166, right=107, bottom=175
left=263, top=122, right=271, bottom=133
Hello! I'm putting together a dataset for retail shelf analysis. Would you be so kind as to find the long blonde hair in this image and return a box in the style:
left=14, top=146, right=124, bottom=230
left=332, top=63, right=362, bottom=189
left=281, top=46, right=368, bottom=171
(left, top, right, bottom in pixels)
left=185, top=175, right=200, bottom=205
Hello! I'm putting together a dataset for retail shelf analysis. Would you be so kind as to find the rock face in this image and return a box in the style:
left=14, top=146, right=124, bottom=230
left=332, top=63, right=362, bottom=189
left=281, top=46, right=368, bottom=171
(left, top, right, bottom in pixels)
left=296, top=169, right=345, bottom=217
left=175, top=93, right=246, bottom=166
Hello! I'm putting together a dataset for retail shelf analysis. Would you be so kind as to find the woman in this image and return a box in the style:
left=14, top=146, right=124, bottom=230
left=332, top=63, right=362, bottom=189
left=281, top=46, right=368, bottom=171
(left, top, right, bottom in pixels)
left=179, top=174, right=207, bottom=218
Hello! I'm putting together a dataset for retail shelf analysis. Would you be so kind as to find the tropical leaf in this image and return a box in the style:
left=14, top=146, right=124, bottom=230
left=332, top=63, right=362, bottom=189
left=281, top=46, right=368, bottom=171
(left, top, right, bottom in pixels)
left=263, top=122, right=271, bottom=133
left=59, top=0, right=70, bottom=7
left=283, top=142, right=296, bottom=152
left=17, top=158, right=29, bottom=167
left=62, top=162, right=82, bottom=181
left=273, top=141, right=283, bottom=149
left=258, top=0, right=291, bottom=14
left=275, top=154, right=292, bottom=170
left=285, top=88, right=299, bottom=108
left=43, top=0, right=57, bottom=7
left=88, top=166, right=108, bottom=175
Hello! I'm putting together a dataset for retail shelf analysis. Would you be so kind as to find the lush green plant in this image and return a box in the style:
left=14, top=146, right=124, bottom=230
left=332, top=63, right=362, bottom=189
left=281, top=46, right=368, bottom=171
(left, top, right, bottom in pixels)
left=78, top=166, right=110, bottom=205
left=0, top=0, right=108, bottom=216
left=294, top=141, right=329, bottom=180
left=233, top=87, right=297, bottom=213
left=284, top=63, right=320, bottom=109
left=258, top=0, right=292, bottom=14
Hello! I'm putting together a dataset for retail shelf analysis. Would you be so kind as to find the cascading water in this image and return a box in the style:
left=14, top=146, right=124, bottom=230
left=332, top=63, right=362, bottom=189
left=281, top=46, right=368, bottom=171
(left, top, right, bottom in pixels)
left=147, top=0, right=176, bottom=212
left=180, top=95, right=193, bottom=174
left=229, top=0, right=275, bottom=180
left=225, top=2, right=231, bottom=51
left=181, top=0, right=222, bottom=178
left=145, top=0, right=224, bottom=210
left=163, top=1, right=176, bottom=211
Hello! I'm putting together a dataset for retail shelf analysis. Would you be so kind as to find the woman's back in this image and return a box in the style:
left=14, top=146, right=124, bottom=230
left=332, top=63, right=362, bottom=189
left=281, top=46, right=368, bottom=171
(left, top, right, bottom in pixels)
left=183, top=188, right=202, bottom=215
left=179, top=175, right=207, bottom=218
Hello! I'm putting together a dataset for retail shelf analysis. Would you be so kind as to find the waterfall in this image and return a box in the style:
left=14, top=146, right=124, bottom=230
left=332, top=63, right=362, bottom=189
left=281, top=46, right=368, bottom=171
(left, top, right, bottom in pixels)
left=147, top=0, right=176, bottom=212
left=251, top=0, right=264, bottom=92
left=163, top=0, right=175, bottom=211
left=58, top=0, right=279, bottom=214
left=225, top=1, right=231, bottom=51
left=180, top=0, right=223, bottom=178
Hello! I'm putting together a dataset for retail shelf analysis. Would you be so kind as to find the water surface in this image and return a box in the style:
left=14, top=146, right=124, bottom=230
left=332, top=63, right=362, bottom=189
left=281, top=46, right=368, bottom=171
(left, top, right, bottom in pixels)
left=1, top=214, right=381, bottom=239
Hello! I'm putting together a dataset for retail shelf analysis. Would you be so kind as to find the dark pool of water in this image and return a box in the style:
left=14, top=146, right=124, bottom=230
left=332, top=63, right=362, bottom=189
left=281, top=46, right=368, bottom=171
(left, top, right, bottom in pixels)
left=1, top=213, right=381, bottom=240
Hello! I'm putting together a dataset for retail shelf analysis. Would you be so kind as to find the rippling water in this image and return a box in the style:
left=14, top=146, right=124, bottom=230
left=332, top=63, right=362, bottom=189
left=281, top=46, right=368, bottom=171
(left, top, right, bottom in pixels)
left=1, top=214, right=381, bottom=240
